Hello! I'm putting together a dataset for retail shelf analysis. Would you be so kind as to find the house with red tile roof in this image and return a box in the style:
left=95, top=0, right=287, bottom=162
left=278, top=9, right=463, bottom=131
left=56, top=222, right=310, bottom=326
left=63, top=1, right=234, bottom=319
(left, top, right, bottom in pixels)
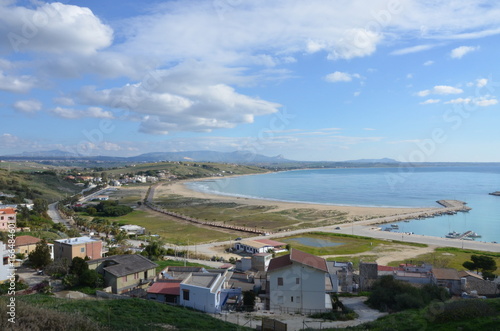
left=0, top=207, right=16, bottom=231
left=147, top=280, right=182, bottom=304
left=267, top=249, right=332, bottom=313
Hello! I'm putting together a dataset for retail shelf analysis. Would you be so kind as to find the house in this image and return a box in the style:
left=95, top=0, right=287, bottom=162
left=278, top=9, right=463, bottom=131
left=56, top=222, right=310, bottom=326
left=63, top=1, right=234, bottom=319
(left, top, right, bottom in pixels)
left=54, top=236, right=103, bottom=261
left=155, top=267, right=241, bottom=313
left=87, top=254, right=158, bottom=294
left=14, top=235, right=40, bottom=256
left=458, top=270, right=499, bottom=297
left=119, top=224, right=146, bottom=236
left=0, top=208, right=16, bottom=231
left=147, top=279, right=183, bottom=303
left=234, top=239, right=286, bottom=254
left=327, top=261, right=354, bottom=292
left=179, top=269, right=235, bottom=314
left=431, top=268, right=462, bottom=295
left=0, top=241, right=13, bottom=283
left=267, top=249, right=333, bottom=313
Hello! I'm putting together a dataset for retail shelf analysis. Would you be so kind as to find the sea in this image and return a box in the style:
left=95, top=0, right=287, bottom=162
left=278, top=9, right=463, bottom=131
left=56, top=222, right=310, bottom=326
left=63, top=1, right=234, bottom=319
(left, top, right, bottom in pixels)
left=186, top=165, right=500, bottom=243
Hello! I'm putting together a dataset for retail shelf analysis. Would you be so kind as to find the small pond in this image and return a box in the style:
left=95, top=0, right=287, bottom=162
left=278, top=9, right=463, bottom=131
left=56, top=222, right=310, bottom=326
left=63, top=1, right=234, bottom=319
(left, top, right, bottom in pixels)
left=283, top=237, right=344, bottom=248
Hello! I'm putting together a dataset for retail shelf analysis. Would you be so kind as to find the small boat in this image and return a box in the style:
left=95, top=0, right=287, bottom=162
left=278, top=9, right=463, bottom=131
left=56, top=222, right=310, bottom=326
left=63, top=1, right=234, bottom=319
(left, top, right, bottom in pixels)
left=446, top=231, right=460, bottom=238
left=468, top=232, right=482, bottom=238
left=391, top=224, right=399, bottom=229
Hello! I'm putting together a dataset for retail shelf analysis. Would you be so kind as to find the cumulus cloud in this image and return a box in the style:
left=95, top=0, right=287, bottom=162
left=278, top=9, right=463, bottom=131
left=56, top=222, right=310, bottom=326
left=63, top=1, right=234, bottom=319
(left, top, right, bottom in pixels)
left=51, top=106, right=114, bottom=119
left=77, top=65, right=281, bottom=134
left=417, top=85, right=463, bottom=96
left=474, top=97, right=498, bottom=107
left=420, top=99, right=440, bottom=105
left=13, top=99, right=42, bottom=113
left=0, top=71, right=37, bottom=93
left=450, top=45, right=479, bottom=59
left=325, top=71, right=361, bottom=83
left=0, top=2, right=113, bottom=54
left=476, top=78, right=488, bottom=87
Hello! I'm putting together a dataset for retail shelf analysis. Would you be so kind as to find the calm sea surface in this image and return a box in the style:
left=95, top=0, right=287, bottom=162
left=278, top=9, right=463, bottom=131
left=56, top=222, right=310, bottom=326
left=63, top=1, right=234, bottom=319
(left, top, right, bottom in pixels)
left=186, top=166, right=500, bottom=243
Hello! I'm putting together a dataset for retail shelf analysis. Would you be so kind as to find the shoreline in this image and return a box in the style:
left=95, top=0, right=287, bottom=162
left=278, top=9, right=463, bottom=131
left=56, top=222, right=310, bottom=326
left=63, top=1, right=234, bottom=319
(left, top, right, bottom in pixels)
left=158, top=176, right=439, bottom=220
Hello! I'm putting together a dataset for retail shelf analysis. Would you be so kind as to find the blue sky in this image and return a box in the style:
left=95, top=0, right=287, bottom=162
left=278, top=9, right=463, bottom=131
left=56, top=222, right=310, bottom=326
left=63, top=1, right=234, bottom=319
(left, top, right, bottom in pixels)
left=1, top=0, right=500, bottom=161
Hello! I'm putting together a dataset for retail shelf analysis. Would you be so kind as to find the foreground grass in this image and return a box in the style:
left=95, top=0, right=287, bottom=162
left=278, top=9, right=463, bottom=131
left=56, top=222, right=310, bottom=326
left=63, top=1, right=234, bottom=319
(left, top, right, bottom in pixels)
left=335, top=298, right=500, bottom=331
left=388, top=247, right=500, bottom=276
left=3, top=295, right=249, bottom=331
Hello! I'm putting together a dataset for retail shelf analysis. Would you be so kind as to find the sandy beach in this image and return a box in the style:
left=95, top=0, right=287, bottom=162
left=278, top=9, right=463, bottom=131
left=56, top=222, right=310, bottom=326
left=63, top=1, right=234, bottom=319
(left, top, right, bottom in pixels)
left=158, top=177, right=438, bottom=220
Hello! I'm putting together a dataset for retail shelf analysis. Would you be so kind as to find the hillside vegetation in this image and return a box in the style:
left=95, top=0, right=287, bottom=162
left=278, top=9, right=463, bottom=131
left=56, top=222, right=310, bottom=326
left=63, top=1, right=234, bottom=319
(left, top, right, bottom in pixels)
left=0, top=168, right=80, bottom=203
left=0, top=295, right=249, bottom=331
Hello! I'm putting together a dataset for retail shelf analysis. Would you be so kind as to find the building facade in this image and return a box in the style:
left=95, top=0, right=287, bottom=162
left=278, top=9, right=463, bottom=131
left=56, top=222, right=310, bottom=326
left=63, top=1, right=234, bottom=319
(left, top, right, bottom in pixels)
left=54, top=237, right=103, bottom=261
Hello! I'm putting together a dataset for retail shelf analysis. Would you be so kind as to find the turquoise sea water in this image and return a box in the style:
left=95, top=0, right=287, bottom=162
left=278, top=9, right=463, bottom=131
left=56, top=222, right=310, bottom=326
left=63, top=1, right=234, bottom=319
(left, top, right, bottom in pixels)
left=186, top=166, right=500, bottom=243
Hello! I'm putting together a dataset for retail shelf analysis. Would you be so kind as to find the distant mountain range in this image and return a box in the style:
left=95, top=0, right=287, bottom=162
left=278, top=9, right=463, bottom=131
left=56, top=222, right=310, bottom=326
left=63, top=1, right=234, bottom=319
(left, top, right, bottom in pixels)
left=2, top=150, right=292, bottom=164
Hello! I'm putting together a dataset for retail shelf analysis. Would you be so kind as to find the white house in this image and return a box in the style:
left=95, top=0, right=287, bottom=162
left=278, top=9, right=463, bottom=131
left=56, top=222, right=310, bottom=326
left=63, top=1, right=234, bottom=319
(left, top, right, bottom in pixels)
left=0, top=241, right=13, bottom=282
left=267, top=249, right=333, bottom=313
left=179, top=269, right=238, bottom=314
left=234, top=239, right=286, bottom=254
left=119, top=224, right=146, bottom=235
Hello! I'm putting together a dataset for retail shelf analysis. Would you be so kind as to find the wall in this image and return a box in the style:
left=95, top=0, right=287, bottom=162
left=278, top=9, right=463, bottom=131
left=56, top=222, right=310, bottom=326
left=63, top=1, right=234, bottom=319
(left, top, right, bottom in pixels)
left=269, top=263, right=328, bottom=312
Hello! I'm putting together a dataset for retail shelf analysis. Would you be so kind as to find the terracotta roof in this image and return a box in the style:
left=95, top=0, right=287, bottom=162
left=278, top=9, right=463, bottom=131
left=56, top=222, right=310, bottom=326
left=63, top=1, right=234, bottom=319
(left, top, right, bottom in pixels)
left=378, top=265, right=398, bottom=272
left=147, top=280, right=181, bottom=295
left=0, top=208, right=16, bottom=215
left=15, top=235, right=41, bottom=247
left=290, top=249, right=328, bottom=272
left=267, top=254, right=293, bottom=272
left=432, top=268, right=460, bottom=280
left=254, top=239, right=286, bottom=247
left=268, top=249, right=328, bottom=273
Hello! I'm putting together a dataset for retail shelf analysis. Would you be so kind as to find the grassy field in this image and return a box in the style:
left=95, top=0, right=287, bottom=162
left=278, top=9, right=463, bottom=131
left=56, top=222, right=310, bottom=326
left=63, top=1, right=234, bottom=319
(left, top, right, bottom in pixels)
left=105, top=210, right=236, bottom=245
left=157, top=194, right=349, bottom=232
left=105, top=161, right=268, bottom=179
left=388, top=246, right=500, bottom=276
left=1, top=295, right=249, bottom=331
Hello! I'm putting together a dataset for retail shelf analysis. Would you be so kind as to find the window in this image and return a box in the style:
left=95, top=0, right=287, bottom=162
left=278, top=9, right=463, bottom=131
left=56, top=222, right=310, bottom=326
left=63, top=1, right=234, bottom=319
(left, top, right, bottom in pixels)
left=296, top=278, right=300, bottom=285
left=290, top=296, right=293, bottom=302
left=80, top=247, right=85, bottom=253
left=277, top=277, right=283, bottom=286
left=134, top=272, right=139, bottom=280
left=123, top=275, right=127, bottom=282
left=183, top=290, right=190, bottom=301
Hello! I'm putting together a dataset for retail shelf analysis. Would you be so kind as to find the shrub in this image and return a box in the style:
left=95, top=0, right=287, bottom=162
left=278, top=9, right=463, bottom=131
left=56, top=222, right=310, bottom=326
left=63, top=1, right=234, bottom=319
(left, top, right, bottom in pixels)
left=432, top=299, right=496, bottom=323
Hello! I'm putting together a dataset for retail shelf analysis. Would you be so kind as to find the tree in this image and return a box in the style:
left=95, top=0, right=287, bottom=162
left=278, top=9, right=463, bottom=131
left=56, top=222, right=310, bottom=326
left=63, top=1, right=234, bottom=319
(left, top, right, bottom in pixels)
left=242, top=290, right=256, bottom=312
left=462, top=255, right=497, bottom=278
left=141, top=240, right=166, bottom=260
left=28, top=240, right=52, bottom=270
left=69, top=257, right=89, bottom=275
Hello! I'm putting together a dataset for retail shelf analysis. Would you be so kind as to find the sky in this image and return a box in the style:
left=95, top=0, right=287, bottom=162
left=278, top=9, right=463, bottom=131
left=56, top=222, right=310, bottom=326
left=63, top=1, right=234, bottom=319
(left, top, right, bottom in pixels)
left=1, top=0, right=500, bottom=162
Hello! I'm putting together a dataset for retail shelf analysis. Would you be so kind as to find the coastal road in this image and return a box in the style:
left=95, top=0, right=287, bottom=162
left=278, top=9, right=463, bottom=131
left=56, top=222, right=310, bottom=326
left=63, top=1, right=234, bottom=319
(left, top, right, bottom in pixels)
left=48, top=202, right=71, bottom=229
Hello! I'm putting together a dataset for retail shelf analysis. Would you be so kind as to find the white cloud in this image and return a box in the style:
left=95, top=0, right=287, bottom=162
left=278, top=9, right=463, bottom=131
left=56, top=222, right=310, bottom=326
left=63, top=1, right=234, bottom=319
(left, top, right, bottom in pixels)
left=51, top=106, right=114, bottom=119
left=445, top=98, right=471, bottom=104
left=450, top=46, right=479, bottom=59
left=325, top=71, right=361, bottom=83
left=476, top=78, right=488, bottom=87
left=77, top=65, right=281, bottom=134
left=423, top=60, right=434, bottom=66
left=0, top=2, right=113, bottom=54
left=474, top=97, right=498, bottom=107
left=53, top=97, right=75, bottom=106
left=391, top=44, right=436, bottom=55
left=420, top=99, right=440, bottom=105
left=13, top=99, right=42, bottom=113
left=0, top=71, right=37, bottom=93
left=417, top=85, right=463, bottom=96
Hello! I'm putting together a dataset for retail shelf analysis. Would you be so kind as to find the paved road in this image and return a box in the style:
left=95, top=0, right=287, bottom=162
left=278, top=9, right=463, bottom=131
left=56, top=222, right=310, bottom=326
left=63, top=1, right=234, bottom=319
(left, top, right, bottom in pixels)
left=47, top=202, right=71, bottom=229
